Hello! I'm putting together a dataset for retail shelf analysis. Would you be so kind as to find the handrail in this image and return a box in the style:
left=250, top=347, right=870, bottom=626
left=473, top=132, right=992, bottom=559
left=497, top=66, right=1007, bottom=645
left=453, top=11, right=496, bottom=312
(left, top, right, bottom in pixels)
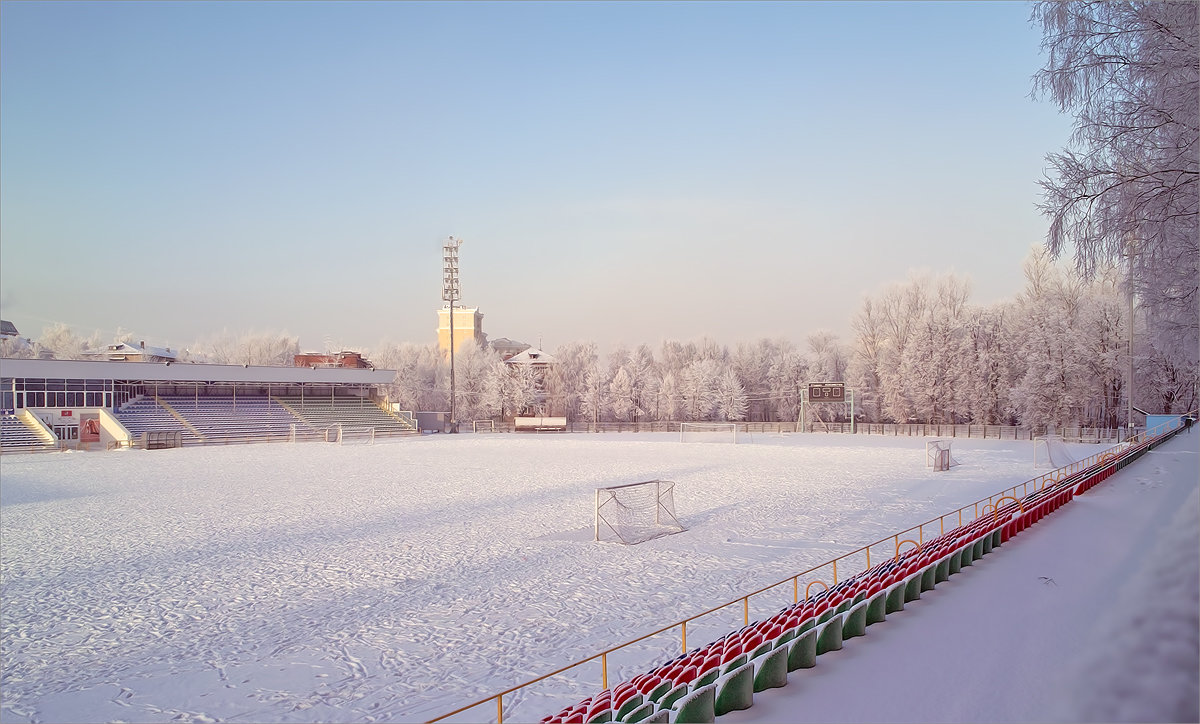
left=428, top=419, right=1185, bottom=723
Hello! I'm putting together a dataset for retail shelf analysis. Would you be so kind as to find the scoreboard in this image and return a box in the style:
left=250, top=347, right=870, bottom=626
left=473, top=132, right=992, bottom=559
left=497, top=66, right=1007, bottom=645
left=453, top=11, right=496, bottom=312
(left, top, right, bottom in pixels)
left=807, top=382, right=845, bottom=402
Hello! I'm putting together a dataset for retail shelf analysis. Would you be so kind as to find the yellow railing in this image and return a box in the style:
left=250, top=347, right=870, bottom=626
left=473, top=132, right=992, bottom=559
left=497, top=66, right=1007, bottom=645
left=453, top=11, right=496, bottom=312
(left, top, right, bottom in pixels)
left=429, top=421, right=1186, bottom=723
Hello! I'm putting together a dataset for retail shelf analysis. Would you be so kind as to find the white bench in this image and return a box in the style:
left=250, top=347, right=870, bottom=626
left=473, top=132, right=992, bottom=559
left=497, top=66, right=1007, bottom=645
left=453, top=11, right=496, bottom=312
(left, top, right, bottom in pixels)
left=514, top=416, right=567, bottom=432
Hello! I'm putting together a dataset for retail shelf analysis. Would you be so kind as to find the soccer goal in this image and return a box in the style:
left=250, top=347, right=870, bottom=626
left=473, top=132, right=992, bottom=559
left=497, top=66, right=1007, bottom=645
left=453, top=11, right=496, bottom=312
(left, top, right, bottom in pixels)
left=472, top=420, right=496, bottom=433
left=595, top=480, right=686, bottom=545
left=680, top=422, right=738, bottom=444
left=1034, top=435, right=1076, bottom=469
left=337, top=425, right=376, bottom=445
left=925, top=439, right=960, bottom=471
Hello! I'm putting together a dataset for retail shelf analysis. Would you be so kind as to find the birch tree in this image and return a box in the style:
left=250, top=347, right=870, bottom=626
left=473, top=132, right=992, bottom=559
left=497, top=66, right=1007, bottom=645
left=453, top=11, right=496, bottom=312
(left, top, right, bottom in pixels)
left=1033, top=0, right=1198, bottom=403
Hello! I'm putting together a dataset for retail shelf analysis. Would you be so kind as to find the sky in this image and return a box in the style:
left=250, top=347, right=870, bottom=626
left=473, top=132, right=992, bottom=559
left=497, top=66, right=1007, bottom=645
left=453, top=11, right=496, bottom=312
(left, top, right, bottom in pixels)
left=0, top=1, right=1076, bottom=355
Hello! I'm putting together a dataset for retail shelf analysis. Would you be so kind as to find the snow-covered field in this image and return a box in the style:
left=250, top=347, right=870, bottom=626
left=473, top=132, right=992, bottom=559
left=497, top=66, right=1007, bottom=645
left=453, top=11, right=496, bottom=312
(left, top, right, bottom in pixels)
left=0, top=433, right=1171, bottom=722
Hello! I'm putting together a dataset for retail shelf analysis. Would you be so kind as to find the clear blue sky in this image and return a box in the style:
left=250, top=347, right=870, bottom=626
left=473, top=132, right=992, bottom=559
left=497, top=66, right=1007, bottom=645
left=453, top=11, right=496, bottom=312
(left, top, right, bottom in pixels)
left=0, top=0, right=1074, bottom=354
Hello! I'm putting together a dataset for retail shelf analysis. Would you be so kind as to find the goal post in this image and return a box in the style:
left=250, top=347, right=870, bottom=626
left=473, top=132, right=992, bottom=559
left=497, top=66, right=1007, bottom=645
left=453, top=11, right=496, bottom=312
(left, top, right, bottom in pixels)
left=1034, top=435, right=1076, bottom=469
left=472, top=420, right=496, bottom=433
left=925, top=439, right=959, bottom=470
left=338, top=425, right=376, bottom=445
left=595, top=480, right=686, bottom=544
left=680, top=422, right=738, bottom=444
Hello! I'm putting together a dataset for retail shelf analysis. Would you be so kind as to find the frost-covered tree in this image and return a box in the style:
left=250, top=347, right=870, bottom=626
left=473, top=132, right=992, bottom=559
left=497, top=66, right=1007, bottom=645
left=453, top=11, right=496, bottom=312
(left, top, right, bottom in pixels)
left=196, top=330, right=300, bottom=366
left=545, top=341, right=597, bottom=420
left=877, top=276, right=931, bottom=423
left=1033, top=0, right=1198, bottom=404
left=493, top=359, right=541, bottom=418
left=451, top=341, right=502, bottom=422
left=806, top=330, right=848, bottom=384
left=0, top=335, right=34, bottom=359
left=1078, top=267, right=1130, bottom=427
left=681, top=358, right=721, bottom=420
left=956, top=304, right=1014, bottom=425
left=655, top=371, right=682, bottom=422
left=626, top=345, right=658, bottom=422
left=373, top=342, right=445, bottom=411
left=33, top=323, right=96, bottom=360
left=608, top=367, right=637, bottom=421
left=848, top=298, right=886, bottom=422
left=579, top=364, right=608, bottom=424
left=1008, top=250, right=1092, bottom=429
left=715, top=368, right=748, bottom=421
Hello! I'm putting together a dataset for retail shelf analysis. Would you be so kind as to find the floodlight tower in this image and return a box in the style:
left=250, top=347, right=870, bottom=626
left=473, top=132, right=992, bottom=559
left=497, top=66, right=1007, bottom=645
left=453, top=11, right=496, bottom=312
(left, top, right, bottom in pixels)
left=442, top=236, right=462, bottom=432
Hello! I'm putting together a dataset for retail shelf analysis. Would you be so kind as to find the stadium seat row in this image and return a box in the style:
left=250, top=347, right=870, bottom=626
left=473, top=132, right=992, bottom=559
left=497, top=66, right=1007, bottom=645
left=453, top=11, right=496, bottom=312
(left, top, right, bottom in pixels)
left=540, top=515, right=1015, bottom=723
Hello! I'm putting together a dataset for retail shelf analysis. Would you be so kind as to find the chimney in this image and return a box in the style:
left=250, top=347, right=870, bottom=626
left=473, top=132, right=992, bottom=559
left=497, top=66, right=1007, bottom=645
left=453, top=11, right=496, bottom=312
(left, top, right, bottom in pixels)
left=140, top=341, right=145, bottom=349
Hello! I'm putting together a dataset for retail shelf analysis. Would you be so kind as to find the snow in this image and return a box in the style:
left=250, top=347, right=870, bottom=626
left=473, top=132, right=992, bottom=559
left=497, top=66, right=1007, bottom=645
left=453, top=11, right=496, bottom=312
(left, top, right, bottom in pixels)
left=1, top=432, right=1196, bottom=723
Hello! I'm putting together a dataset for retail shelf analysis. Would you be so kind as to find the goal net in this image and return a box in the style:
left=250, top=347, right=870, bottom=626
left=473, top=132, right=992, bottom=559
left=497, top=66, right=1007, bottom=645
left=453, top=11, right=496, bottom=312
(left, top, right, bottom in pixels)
left=680, top=422, right=738, bottom=444
left=925, top=439, right=960, bottom=471
left=337, top=425, right=375, bottom=445
left=472, top=420, right=496, bottom=433
left=595, top=480, right=686, bottom=545
left=1034, top=435, right=1076, bottom=469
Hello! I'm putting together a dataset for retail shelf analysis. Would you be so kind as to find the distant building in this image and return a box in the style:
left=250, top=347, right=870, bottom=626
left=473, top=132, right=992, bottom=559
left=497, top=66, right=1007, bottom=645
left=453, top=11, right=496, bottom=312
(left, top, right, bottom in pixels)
left=0, top=320, right=19, bottom=340
left=83, top=341, right=177, bottom=363
left=293, top=351, right=374, bottom=369
left=504, top=347, right=557, bottom=416
left=490, top=337, right=531, bottom=361
left=437, top=306, right=486, bottom=356
left=504, top=347, right=556, bottom=369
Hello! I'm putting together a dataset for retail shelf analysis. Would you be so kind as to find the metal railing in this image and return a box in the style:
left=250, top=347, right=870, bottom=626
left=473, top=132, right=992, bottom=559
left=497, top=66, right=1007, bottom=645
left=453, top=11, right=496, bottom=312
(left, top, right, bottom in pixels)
left=429, top=419, right=1187, bottom=723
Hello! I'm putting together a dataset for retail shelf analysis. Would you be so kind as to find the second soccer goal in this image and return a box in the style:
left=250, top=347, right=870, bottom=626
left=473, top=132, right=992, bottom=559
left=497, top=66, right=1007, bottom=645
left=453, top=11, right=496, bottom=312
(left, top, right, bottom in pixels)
left=595, top=480, right=686, bottom=544
left=679, top=422, right=738, bottom=443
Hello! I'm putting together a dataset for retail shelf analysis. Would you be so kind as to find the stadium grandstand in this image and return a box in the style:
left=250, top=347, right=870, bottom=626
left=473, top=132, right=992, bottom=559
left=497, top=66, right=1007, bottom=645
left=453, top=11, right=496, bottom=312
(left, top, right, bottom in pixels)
left=0, top=358, right=415, bottom=452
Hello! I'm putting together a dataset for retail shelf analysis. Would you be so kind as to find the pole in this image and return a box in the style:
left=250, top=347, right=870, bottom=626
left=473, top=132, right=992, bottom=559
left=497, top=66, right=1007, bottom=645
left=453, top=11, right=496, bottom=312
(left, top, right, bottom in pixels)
left=442, top=236, right=463, bottom=433
left=1127, top=237, right=1135, bottom=437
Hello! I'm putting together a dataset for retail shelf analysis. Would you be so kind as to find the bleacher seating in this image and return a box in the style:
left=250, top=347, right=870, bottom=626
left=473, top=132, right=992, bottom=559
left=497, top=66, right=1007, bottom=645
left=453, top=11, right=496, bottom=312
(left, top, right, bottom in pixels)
left=114, top=394, right=415, bottom=447
left=156, top=395, right=309, bottom=444
left=116, top=397, right=200, bottom=446
left=274, top=396, right=418, bottom=437
left=0, top=414, right=54, bottom=452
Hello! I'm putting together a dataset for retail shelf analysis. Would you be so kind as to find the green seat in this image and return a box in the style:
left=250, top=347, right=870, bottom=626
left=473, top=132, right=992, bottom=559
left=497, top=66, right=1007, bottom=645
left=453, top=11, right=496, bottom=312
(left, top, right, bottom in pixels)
left=615, top=694, right=644, bottom=720
left=920, top=564, right=937, bottom=592
left=657, top=682, right=688, bottom=711
left=752, top=644, right=789, bottom=692
left=645, top=680, right=672, bottom=704
left=885, top=581, right=906, bottom=614
left=773, top=628, right=798, bottom=648
left=904, top=572, right=923, bottom=602
left=935, top=556, right=951, bottom=583
left=618, top=700, right=654, bottom=723
left=748, top=639, right=773, bottom=661
left=842, top=598, right=869, bottom=639
left=714, top=663, right=754, bottom=716
left=692, top=668, right=719, bottom=689
left=866, top=589, right=888, bottom=625
left=816, top=614, right=844, bottom=654
left=672, top=683, right=715, bottom=723
left=720, top=653, right=747, bottom=676
left=787, top=627, right=818, bottom=671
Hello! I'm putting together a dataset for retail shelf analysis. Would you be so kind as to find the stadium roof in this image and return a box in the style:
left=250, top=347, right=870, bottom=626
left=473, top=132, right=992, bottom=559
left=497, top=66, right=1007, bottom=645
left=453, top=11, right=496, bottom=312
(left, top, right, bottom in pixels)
left=0, top=358, right=396, bottom=385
